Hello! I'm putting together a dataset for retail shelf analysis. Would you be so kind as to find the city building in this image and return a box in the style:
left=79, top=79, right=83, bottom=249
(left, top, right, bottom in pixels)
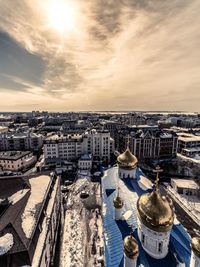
left=0, top=172, right=61, bottom=267
left=128, top=113, right=146, bottom=126
left=44, top=129, right=114, bottom=164
left=127, top=131, right=178, bottom=160
left=82, top=129, right=114, bottom=162
left=101, top=145, right=198, bottom=266
left=0, top=132, right=43, bottom=152
left=171, top=178, right=199, bottom=196
left=44, top=134, right=82, bottom=163
left=0, top=151, right=36, bottom=172
left=177, top=133, right=200, bottom=159
left=78, top=154, right=92, bottom=170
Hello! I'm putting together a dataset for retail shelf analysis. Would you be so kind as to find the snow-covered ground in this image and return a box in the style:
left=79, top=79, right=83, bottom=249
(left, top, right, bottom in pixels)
left=0, top=233, right=13, bottom=256
left=21, top=175, right=51, bottom=239
left=60, top=177, right=104, bottom=267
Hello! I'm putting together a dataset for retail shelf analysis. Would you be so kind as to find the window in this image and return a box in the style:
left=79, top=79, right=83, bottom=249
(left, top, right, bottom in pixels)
left=142, top=233, right=145, bottom=244
left=158, top=242, right=162, bottom=253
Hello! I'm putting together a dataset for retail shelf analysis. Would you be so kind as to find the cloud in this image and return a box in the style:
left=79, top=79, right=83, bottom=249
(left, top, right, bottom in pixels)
left=0, top=0, right=200, bottom=111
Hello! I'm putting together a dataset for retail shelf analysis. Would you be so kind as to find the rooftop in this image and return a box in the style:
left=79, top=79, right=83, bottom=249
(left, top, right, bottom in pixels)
left=0, top=173, right=53, bottom=255
left=171, top=179, right=199, bottom=190
left=0, top=151, right=31, bottom=160
left=101, top=167, right=191, bottom=267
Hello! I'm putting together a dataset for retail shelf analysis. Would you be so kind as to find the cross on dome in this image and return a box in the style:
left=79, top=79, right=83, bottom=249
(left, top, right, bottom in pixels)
left=153, top=165, right=163, bottom=191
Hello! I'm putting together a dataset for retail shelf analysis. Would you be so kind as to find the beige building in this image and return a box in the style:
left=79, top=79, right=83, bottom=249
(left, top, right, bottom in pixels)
left=0, top=151, right=36, bottom=172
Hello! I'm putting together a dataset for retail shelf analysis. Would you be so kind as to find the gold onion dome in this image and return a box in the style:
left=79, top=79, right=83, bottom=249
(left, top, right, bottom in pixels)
left=124, top=235, right=139, bottom=259
left=137, top=166, right=174, bottom=232
left=191, top=237, right=200, bottom=257
left=117, top=138, right=138, bottom=169
left=113, top=188, right=123, bottom=209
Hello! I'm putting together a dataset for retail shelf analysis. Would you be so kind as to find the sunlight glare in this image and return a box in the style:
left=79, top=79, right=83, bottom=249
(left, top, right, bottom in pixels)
left=47, top=0, right=75, bottom=33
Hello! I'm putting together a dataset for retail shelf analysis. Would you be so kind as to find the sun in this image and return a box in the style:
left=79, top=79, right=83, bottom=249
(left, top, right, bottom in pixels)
left=47, top=0, right=75, bottom=33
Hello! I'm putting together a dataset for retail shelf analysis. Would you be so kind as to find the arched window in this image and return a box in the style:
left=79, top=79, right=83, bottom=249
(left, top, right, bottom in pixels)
left=142, top=233, right=145, bottom=244
left=158, top=242, right=162, bottom=253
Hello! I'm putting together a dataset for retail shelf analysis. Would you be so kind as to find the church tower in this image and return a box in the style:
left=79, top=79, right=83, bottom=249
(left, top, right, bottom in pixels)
left=113, top=187, right=124, bottom=220
left=136, top=166, right=174, bottom=259
left=123, top=235, right=139, bottom=267
left=117, top=136, right=137, bottom=179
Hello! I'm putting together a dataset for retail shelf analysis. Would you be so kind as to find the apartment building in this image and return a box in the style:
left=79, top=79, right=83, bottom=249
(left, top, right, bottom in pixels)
left=0, top=132, right=43, bottom=151
left=0, top=151, right=36, bottom=171
left=44, top=129, right=114, bottom=164
left=127, top=130, right=178, bottom=160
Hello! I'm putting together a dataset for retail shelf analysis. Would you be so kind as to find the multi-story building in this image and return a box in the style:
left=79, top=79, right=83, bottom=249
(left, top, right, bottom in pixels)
left=0, top=132, right=43, bottom=151
left=177, top=133, right=200, bottom=158
left=44, top=134, right=82, bottom=163
left=44, top=129, right=115, bottom=164
left=78, top=154, right=92, bottom=170
left=0, top=172, right=61, bottom=267
left=0, top=151, right=36, bottom=172
left=126, top=130, right=178, bottom=161
left=82, top=129, right=114, bottom=162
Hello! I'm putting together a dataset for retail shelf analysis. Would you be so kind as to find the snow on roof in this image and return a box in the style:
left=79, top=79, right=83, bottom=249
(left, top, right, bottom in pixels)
left=32, top=177, right=59, bottom=267
left=8, top=189, right=29, bottom=205
left=0, top=233, right=14, bottom=256
left=177, top=133, right=200, bottom=142
left=21, top=175, right=51, bottom=239
left=138, top=175, right=153, bottom=191
left=60, top=209, right=84, bottom=267
left=171, top=179, right=199, bottom=190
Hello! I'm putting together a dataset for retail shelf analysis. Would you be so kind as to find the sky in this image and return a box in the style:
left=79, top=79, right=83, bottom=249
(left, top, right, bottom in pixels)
left=0, top=0, right=200, bottom=112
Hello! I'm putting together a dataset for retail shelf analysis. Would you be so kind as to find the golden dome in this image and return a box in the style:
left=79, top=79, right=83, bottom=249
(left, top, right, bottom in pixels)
left=117, top=139, right=137, bottom=169
left=137, top=166, right=174, bottom=232
left=191, top=237, right=200, bottom=257
left=124, top=235, right=139, bottom=259
left=113, top=195, right=123, bottom=209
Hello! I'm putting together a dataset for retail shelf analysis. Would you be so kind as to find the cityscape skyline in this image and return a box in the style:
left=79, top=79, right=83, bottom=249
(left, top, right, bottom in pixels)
left=0, top=0, right=200, bottom=112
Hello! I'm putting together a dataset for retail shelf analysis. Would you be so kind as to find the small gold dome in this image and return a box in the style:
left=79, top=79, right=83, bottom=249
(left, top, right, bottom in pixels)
left=113, top=195, right=123, bottom=209
left=124, top=235, right=139, bottom=259
left=137, top=190, right=174, bottom=232
left=117, top=143, right=137, bottom=170
left=191, top=237, right=200, bottom=257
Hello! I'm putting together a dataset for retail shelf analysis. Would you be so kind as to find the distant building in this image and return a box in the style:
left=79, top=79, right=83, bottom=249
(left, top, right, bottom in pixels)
left=0, top=132, right=43, bottom=152
left=0, top=151, right=36, bottom=172
left=128, top=113, right=146, bottom=125
left=0, top=126, right=8, bottom=133
left=0, top=173, right=61, bottom=267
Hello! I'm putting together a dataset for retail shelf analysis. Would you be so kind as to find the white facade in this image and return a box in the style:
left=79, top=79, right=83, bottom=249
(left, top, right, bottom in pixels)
left=44, top=135, right=82, bottom=162
left=190, top=251, right=200, bottom=267
left=118, top=167, right=136, bottom=179
left=82, top=129, right=114, bottom=162
left=137, top=219, right=171, bottom=259
left=78, top=155, right=92, bottom=170
left=114, top=206, right=123, bottom=221
left=124, top=255, right=137, bottom=267
left=44, top=130, right=114, bottom=163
